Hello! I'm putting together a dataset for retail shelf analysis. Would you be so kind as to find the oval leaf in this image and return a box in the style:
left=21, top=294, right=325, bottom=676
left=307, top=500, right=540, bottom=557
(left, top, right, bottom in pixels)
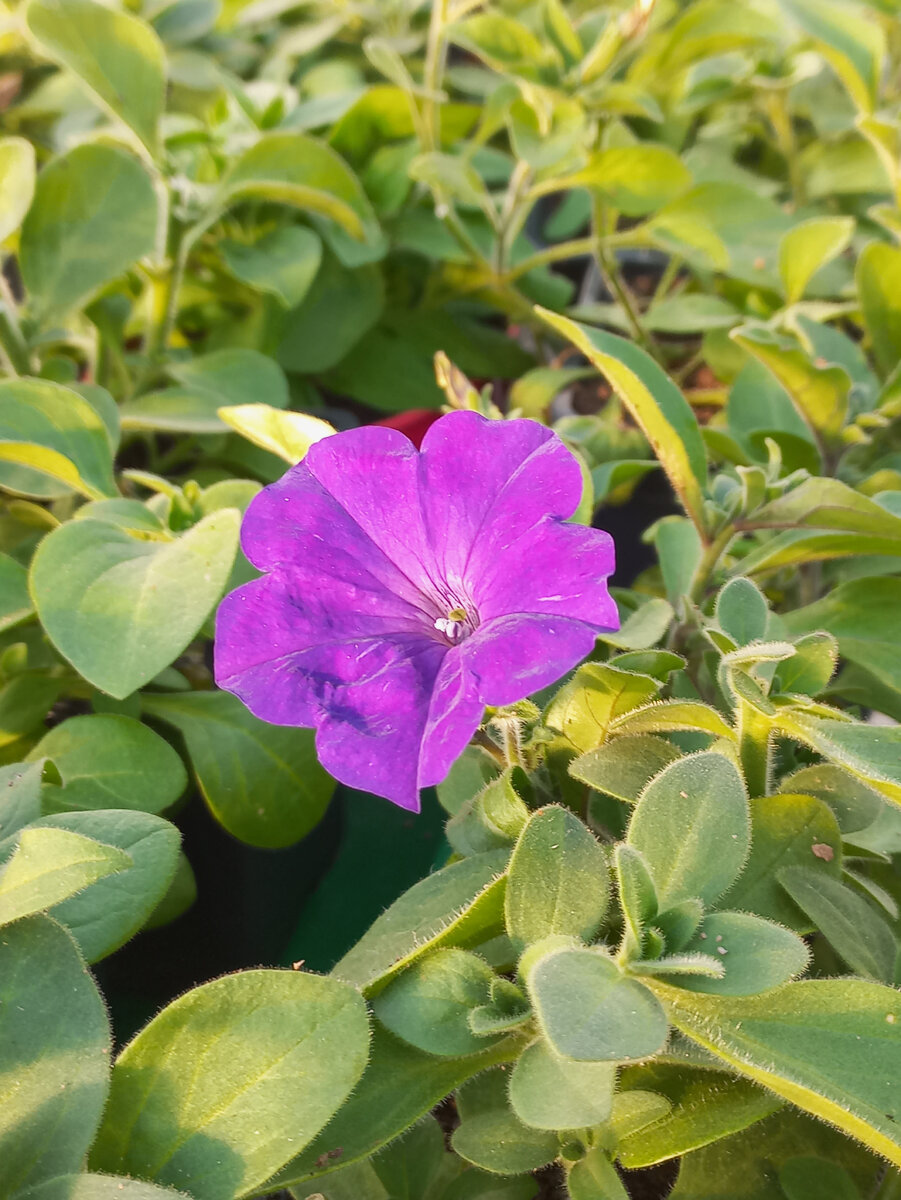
left=90, top=970, right=370, bottom=1199
left=30, top=510, right=240, bottom=699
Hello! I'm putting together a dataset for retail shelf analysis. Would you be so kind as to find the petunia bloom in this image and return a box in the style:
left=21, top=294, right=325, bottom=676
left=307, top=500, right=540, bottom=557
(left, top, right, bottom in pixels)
left=214, top=411, right=618, bottom=811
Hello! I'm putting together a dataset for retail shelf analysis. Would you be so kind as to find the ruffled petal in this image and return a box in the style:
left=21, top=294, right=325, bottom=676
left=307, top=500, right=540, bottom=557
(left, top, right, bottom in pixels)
left=461, top=613, right=601, bottom=705
left=420, top=412, right=583, bottom=593
left=474, top=520, right=618, bottom=628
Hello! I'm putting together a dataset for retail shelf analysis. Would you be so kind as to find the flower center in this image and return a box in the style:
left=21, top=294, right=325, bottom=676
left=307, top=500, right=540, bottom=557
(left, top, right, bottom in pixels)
left=434, top=606, right=470, bottom=643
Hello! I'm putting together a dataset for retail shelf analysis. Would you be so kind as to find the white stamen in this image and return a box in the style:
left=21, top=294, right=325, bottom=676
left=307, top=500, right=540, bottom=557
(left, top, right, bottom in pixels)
left=434, top=616, right=465, bottom=642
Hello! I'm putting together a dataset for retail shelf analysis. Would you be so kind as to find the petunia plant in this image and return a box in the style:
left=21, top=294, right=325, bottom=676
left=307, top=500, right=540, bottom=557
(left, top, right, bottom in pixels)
left=1, top=0, right=901, bottom=1199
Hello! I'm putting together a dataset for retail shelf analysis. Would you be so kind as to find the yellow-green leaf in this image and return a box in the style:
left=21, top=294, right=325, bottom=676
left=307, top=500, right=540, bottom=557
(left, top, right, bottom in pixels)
left=779, top=216, right=854, bottom=305
left=218, top=404, right=335, bottom=464
left=537, top=310, right=708, bottom=533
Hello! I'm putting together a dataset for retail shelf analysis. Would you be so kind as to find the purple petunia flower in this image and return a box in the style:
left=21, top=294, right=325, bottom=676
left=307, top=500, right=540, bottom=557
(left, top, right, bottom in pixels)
left=214, top=411, right=618, bottom=811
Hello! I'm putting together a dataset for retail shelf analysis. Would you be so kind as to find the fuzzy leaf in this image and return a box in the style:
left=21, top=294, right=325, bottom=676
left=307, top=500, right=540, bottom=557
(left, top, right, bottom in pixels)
left=628, top=752, right=750, bottom=910
left=505, top=806, right=609, bottom=952
left=656, top=978, right=901, bottom=1166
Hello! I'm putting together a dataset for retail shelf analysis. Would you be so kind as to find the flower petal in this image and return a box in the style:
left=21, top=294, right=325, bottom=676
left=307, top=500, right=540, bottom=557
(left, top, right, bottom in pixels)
left=313, top=638, right=448, bottom=811
left=238, top=433, right=437, bottom=614
left=418, top=649, right=485, bottom=789
left=215, top=565, right=432, bottom=725
left=420, top=412, right=583, bottom=592
left=474, top=520, right=618, bottom=628
left=461, top=613, right=601, bottom=705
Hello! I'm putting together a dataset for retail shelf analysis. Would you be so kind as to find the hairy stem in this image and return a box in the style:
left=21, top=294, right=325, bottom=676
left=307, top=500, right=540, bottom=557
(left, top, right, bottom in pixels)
left=736, top=698, right=772, bottom=798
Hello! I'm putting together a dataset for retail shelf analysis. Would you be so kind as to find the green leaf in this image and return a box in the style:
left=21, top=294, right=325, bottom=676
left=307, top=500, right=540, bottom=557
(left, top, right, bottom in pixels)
left=140, top=690, right=333, bottom=849
left=90, top=969, right=370, bottom=1200
left=25, top=0, right=165, bottom=150
left=27, top=714, right=186, bottom=815
left=537, top=311, right=708, bottom=532
left=722, top=794, right=842, bottom=931
left=0, top=552, right=33, bottom=632
left=566, top=1149, right=628, bottom=1200
left=781, top=0, right=885, bottom=113
left=0, top=671, right=57, bottom=749
left=7, top=809, right=180, bottom=962
left=656, top=977, right=901, bottom=1166
left=609, top=700, right=736, bottom=741
left=601, top=598, right=675, bottom=651
left=0, top=378, right=117, bottom=500
left=331, top=848, right=509, bottom=994
left=374, top=948, right=497, bottom=1057
left=221, top=132, right=379, bottom=244
left=671, top=1108, right=882, bottom=1199
left=552, top=145, right=692, bottom=218
left=617, top=1064, right=781, bottom=1169
left=672, top=911, right=809, bottom=996
left=615, top=843, right=658, bottom=951
left=716, top=578, right=769, bottom=646
left=857, top=241, right=901, bottom=379
left=0, top=136, right=35, bottom=243
left=731, top=326, right=850, bottom=444
left=570, top=735, right=683, bottom=803
left=447, top=767, right=530, bottom=858
left=270, top=1028, right=519, bottom=1191
left=277, top=254, right=384, bottom=374
left=218, top=404, right=335, bottom=464
left=451, top=1109, right=558, bottom=1176
left=505, top=805, right=609, bottom=952
left=509, top=1038, right=615, bottom=1131
left=169, top=348, right=290, bottom=411
left=0, top=826, right=130, bottom=926
left=781, top=764, right=881, bottom=835
left=779, top=1156, right=861, bottom=1200
left=778, top=867, right=897, bottom=982
left=0, top=760, right=44, bottom=842
left=221, top=225, right=323, bottom=308
left=773, top=634, right=837, bottom=697
left=0, top=915, right=111, bottom=1195
left=30, top=510, right=240, bottom=699
left=784, top=577, right=901, bottom=697
left=779, top=217, right=854, bottom=306
left=627, top=752, right=750, bottom=910
left=18, top=1176, right=192, bottom=1199
left=745, top=478, right=901, bottom=540
left=775, top=713, right=901, bottom=806
left=121, top=350, right=290, bottom=435
left=451, top=14, right=549, bottom=72
left=654, top=518, right=703, bottom=607
left=526, top=943, right=668, bottom=1062
left=544, top=662, right=661, bottom=754
left=120, top=388, right=239, bottom=434
left=20, top=143, right=158, bottom=322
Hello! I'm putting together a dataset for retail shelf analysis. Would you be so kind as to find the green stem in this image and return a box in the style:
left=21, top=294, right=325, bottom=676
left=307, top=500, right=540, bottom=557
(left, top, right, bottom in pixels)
left=591, top=197, right=657, bottom=359
left=0, top=272, right=31, bottom=375
left=472, top=727, right=506, bottom=768
left=688, top=525, right=735, bottom=601
left=421, top=0, right=449, bottom=153
left=736, top=698, right=772, bottom=798
left=500, top=720, right=523, bottom=770
left=132, top=222, right=197, bottom=397
left=651, top=252, right=683, bottom=307
left=502, top=230, right=646, bottom=285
